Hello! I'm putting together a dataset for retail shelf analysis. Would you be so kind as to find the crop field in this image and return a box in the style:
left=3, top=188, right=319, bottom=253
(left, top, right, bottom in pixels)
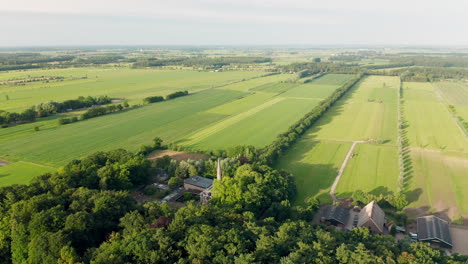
left=277, top=75, right=400, bottom=204
left=180, top=74, right=355, bottom=150
left=403, top=81, right=468, bottom=217
left=0, top=67, right=264, bottom=112
left=0, top=71, right=354, bottom=184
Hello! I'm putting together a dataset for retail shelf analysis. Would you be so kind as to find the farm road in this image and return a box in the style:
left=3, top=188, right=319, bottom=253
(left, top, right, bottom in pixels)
left=329, top=140, right=367, bottom=203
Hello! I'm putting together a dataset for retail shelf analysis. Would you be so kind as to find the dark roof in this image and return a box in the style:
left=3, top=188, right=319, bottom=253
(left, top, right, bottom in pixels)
left=417, top=215, right=452, bottom=247
left=323, top=205, right=350, bottom=225
left=184, top=176, right=213, bottom=189
left=357, top=201, right=385, bottom=233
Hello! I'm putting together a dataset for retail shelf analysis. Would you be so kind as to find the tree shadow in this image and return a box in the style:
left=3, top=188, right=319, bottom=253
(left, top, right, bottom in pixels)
left=405, top=188, right=423, bottom=203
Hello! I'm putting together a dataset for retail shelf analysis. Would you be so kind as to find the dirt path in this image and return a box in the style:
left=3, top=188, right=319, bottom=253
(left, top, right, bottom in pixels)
left=329, top=140, right=367, bottom=202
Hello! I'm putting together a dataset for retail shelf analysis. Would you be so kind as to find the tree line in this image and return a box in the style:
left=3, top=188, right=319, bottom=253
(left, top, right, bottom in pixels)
left=257, top=73, right=364, bottom=165
left=0, top=96, right=112, bottom=127
left=133, top=56, right=272, bottom=68
left=143, top=91, right=189, bottom=104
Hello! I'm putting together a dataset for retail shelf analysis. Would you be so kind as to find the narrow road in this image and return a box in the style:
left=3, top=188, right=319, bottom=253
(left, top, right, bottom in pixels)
left=329, top=140, right=367, bottom=203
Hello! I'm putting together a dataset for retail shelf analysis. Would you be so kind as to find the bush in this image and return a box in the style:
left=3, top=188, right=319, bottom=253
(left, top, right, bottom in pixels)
left=143, top=96, right=164, bottom=104
left=143, top=185, right=158, bottom=196
left=168, top=177, right=182, bottom=188
left=166, top=91, right=188, bottom=100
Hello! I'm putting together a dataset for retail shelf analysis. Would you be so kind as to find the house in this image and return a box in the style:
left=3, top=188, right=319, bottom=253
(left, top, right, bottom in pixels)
left=322, top=205, right=350, bottom=226
left=356, top=201, right=386, bottom=234
left=183, top=176, right=213, bottom=192
left=417, top=215, right=452, bottom=248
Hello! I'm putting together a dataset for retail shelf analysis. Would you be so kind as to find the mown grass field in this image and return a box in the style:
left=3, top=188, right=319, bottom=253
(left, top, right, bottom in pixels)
left=307, top=75, right=399, bottom=143
left=403, top=81, right=468, bottom=217
left=180, top=74, right=355, bottom=150
left=0, top=67, right=264, bottom=112
left=335, top=144, right=399, bottom=197
left=276, top=140, right=351, bottom=204
left=277, top=75, right=400, bottom=204
left=404, top=82, right=466, bottom=152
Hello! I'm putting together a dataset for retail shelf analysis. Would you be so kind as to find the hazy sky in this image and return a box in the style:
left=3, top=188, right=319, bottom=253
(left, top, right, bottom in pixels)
left=1, top=0, right=467, bottom=46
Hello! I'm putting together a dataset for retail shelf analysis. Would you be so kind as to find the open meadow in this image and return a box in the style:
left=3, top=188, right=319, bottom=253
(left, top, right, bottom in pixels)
left=0, top=70, right=354, bottom=185
left=277, top=75, right=400, bottom=204
left=403, top=82, right=468, bottom=219
left=179, top=74, right=354, bottom=150
left=0, top=67, right=264, bottom=112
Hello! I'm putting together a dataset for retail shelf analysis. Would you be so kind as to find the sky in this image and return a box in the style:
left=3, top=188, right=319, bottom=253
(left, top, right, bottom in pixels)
left=1, top=0, right=467, bottom=47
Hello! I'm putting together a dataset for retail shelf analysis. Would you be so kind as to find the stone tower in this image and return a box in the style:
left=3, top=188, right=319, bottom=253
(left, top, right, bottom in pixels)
left=216, top=158, right=222, bottom=181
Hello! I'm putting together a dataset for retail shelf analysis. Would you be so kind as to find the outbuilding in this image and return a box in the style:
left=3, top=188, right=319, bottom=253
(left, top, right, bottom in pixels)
left=417, top=215, right=452, bottom=248
left=322, top=205, right=350, bottom=226
left=183, top=176, right=213, bottom=192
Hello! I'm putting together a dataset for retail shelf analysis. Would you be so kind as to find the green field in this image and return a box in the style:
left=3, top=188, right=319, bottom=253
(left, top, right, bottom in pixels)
left=276, top=140, right=351, bottom=204
left=404, top=82, right=466, bottom=152
left=335, top=144, right=399, bottom=197
left=308, top=75, right=399, bottom=143
left=277, top=75, right=400, bottom=204
left=0, top=162, right=56, bottom=186
left=0, top=68, right=264, bottom=112
left=433, top=81, right=468, bottom=106
left=180, top=74, right=355, bottom=150
left=0, top=71, right=354, bottom=184
left=403, top=81, right=468, bottom=217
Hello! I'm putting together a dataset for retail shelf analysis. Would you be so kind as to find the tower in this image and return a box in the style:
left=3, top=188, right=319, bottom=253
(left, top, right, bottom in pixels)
left=216, top=158, right=222, bottom=181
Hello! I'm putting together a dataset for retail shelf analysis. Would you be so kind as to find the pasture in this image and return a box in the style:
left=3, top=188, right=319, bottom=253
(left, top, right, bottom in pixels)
left=403, top=82, right=467, bottom=152
left=276, top=140, right=351, bottom=204
left=180, top=74, right=355, bottom=150
left=276, top=75, right=400, bottom=204
left=306, top=75, right=399, bottom=143
left=0, top=71, right=353, bottom=183
left=335, top=144, right=399, bottom=197
left=403, top=81, right=468, bottom=217
left=0, top=162, right=55, bottom=186
left=0, top=67, right=264, bottom=112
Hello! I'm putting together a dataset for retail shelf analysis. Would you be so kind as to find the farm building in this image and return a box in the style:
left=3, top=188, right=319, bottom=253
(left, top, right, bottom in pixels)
left=356, top=201, right=386, bottom=234
left=322, top=205, right=350, bottom=226
left=417, top=215, right=452, bottom=248
left=183, top=176, right=213, bottom=192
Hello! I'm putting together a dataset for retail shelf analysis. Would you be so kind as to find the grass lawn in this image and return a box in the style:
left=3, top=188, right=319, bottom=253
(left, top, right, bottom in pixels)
left=0, top=67, right=264, bottom=112
left=276, top=140, right=351, bottom=205
left=0, top=162, right=56, bottom=186
left=336, top=144, right=399, bottom=197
